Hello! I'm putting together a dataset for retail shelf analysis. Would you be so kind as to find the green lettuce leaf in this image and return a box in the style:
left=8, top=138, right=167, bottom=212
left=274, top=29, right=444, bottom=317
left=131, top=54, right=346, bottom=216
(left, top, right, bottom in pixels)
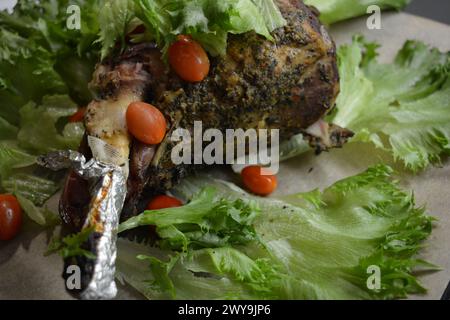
left=134, top=0, right=285, bottom=56
left=331, top=37, right=450, bottom=171
left=0, top=141, right=36, bottom=178
left=251, top=0, right=287, bottom=31
left=117, top=239, right=268, bottom=299
left=0, top=142, right=62, bottom=227
left=0, top=116, right=18, bottom=139
left=117, top=165, right=435, bottom=300
left=133, top=247, right=280, bottom=299
left=279, top=38, right=450, bottom=171
left=2, top=173, right=59, bottom=206
left=304, top=0, right=411, bottom=25
left=46, top=226, right=96, bottom=259
left=119, top=187, right=261, bottom=250
left=136, top=254, right=180, bottom=298
left=0, top=0, right=101, bottom=116
left=16, top=193, right=60, bottom=227
left=17, top=95, right=84, bottom=153
left=0, top=28, right=68, bottom=124
left=98, top=0, right=136, bottom=59
left=0, top=1, right=99, bottom=224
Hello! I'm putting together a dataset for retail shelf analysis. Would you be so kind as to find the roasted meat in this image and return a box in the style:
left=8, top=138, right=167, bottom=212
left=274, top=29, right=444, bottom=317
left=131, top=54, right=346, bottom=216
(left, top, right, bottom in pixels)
left=61, top=0, right=352, bottom=229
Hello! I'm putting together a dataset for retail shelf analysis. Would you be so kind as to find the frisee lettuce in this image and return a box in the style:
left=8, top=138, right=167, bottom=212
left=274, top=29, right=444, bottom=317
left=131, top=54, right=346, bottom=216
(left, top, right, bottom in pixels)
left=46, top=226, right=96, bottom=259
left=0, top=27, right=68, bottom=124
left=0, top=141, right=36, bottom=178
left=278, top=37, right=450, bottom=171
left=0, top=0, right=99, bottom=215
left=0, top=95, right=79, bottom=225
left=16, top=193, right=60, bottom=227
left=0, top=0, right=101, bottom=113
left=3, top=173, right=59, bottom=207
left=17, top=95, right=84, bottom=153
left=304, top=0, right=411, bottom=25
left=119, top=187, right=261, bottom=251
left=117, top=165, right=436, bottom=300
left=98, top=0, right=136, bottom=59
left=330, top=37, right=450, bottom=171
left=98, top=0, right=286, bottom=58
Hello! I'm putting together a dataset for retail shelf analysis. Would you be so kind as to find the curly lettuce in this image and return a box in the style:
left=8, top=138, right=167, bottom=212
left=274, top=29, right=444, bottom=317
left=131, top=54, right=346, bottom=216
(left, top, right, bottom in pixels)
left=0, top=141, right=36, bottom=178
left=122, top=0, right=286, bottom=56
left=0, top=94, right=82, bottom=225
left=0, top=1, right=98, bottom=225
left=17, top=95, right=84, bottom=153
left=117, top=165, right=436, bottom=300
left=0, top=0, right=101, bottom=111
left=100, top=0, right=286, bottom=58
left=278, top=38, right=450, bottom=171
left=331, top=37, right=450, bottom=171
left=119, top=187, right=261, bottom=251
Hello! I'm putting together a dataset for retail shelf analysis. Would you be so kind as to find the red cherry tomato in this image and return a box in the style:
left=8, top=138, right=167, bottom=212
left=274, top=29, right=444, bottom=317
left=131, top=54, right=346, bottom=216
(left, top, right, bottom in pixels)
left=126, top=102, right=167, bottom=145
left=69, top=107, right=86, bottom=123
left=169, top=35, right=210, bottom=83
left=241, top=166, right=278, bottom=196
left=147, top=195, right=183, bottom=210
left=0, top=194, right=23, bottom=241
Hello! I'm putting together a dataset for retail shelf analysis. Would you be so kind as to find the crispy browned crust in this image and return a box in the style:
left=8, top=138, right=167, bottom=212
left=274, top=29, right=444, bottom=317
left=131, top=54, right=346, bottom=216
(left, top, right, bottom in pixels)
left=141, top=0, right=341, bottom=193
left=69, top=0, right=343, bottom=225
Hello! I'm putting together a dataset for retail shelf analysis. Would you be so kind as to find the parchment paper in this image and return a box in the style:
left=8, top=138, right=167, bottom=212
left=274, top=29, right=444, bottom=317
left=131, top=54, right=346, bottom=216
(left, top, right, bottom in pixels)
left=0, top=12, right=449, bottom=300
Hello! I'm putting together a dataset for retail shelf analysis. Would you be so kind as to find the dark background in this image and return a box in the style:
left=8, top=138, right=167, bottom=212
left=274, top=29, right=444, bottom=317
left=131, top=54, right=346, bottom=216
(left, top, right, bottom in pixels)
left=406, top=0, right=450, bottom=24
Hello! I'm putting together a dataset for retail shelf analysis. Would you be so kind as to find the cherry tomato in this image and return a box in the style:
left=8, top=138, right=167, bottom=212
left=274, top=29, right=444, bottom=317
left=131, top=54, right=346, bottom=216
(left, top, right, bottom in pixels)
left=0, top=194, right=23, bottom=241
left=241, top=166, right=278, bottom=196
left=126, top=102, right=167, bottom=145
left=69, top=107, right=86, bottom=123
left=147, top=195, right=183, bottom=210
left=169, top=35, right=210, bottom=83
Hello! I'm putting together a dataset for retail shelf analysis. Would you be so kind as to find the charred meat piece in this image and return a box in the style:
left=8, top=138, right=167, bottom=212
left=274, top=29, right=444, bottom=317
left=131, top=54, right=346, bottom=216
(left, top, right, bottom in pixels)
left=145, top=0, right=344, bottom=189
left=62, top=0, right=352, bottom=227
left=122, top=0, right=351, bottom=220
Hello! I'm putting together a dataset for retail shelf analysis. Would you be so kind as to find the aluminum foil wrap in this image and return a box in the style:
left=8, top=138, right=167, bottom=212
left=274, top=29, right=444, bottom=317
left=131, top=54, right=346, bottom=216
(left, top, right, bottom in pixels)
left=38, top=138, right=128, bottom=300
